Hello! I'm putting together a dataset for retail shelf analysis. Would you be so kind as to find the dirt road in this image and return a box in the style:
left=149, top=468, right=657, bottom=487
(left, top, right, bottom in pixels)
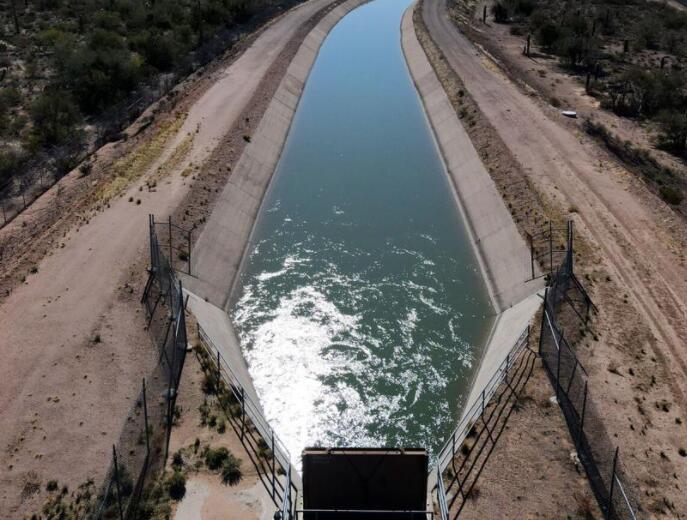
left=423, top=0, right=687, bottom=414
left=0, top=0, right=337, bottom=515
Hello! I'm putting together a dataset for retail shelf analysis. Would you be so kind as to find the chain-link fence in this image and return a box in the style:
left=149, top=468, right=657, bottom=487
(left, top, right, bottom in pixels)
left=93, top=214, right=189, bottom=520
left=539, top=222, right=639, bottom=520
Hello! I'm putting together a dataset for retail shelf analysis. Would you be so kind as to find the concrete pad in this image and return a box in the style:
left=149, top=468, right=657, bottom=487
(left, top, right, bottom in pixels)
left=463, top=290, right=543, bottom=417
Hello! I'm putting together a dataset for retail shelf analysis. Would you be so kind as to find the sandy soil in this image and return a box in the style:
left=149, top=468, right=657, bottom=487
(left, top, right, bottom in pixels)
left=417, top=0, right=687, bottom=517
left=460, top=363, right=602, bottom=519
left=0, top=0, right=340, bottom=516
left=168, top=345, right=273, bottom=520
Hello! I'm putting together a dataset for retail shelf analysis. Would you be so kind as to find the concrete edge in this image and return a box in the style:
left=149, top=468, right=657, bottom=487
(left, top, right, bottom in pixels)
left=400, top=2, right=544, bottom=477
left=399, top=2, right=542, bottom=314
left=187, top=0, right=371, bottom=309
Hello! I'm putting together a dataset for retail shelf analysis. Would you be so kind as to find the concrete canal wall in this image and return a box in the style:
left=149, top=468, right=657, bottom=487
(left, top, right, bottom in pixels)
left=400, top=3, right=543, bottom=419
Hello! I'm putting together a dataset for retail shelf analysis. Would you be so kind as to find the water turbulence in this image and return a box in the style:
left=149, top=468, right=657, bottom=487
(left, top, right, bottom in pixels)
left=231, top=0, right=494, bottom=462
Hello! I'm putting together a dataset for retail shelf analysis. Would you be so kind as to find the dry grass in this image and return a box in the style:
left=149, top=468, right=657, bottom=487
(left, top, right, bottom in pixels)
left=97, top=113, right=187, bottom=203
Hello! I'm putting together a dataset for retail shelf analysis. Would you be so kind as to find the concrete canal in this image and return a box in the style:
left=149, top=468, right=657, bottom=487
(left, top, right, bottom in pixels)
left=230, top=0, right=494, bottom=461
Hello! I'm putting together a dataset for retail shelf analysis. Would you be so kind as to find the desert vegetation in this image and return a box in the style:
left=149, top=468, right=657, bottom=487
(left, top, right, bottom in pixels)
left=485, top=0, right=687, bottom=205
left=0, top=0, right=299, bottom=210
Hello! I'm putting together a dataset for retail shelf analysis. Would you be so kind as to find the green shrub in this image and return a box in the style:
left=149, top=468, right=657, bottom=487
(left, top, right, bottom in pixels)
left=220, top=454, right=242, bottom=486
left=166, top=471, right=186, bottom=501
left=660, top=186, right=684, bottom=205
left=204, top=446, right=229, bottom=470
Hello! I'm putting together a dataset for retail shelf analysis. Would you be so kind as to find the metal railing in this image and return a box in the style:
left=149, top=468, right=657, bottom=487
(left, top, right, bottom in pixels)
left=292, top=510, right=435, bottom=518
left=433, top=326, right=530, bottom=478
left=196, top=324, right=297, bottom=507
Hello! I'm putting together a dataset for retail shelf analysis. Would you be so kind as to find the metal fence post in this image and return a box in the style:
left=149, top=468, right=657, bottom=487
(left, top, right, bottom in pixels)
left=216, top=351, right=221, bottom=392
left=528, top=232, right=535, bottom=280
left=142, top=379, right=150, bottom=456
left=168, top=215, right=173, bottom=270
left=112, top=445, right=124, bottom=520
left=608, top=447, right=619, bottom=517
left=271, top=430, right=276, bottom=500
left=548, top=221, right=553, bottom=277
left=580, top=382, right=588, bottom=433
left=568, top=220, right=574, bottom=274
left=555, top=334, right=562, bottom=401
left=241, top=387, right=246, bottom=440
left=539, top=288, right=549, bottom=355
left=187, top=229, right=192, bottom=275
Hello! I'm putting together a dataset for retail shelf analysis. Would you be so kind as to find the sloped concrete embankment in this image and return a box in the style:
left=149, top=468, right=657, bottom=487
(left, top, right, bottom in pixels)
left=183, top=0, right=370, bottom=412
left=400, top=2, right=543, bottom=420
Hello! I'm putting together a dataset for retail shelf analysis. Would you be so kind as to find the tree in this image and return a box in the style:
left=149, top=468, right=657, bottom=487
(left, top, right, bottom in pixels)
left=658, top=110, right=687, bottom=151
left=29, top=90, right=82, bottom=147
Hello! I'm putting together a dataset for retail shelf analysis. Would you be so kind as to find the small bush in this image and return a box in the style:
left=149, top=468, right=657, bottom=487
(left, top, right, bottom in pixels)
left=205, top=446, right=229, bottom=470
left=166, top=471, right=186, bottom=501
left=660, top=186, right=684, bottom=205
left=220, top=454, right=242, bottom=486
left=46, top=480, right=58, bottom=492
left=172, top=450, right=183, bottom=469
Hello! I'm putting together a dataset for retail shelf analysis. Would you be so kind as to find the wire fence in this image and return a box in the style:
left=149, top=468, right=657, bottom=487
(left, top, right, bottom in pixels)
left=195, top=324, right=297, bottom=509
left=432, top=327, right=536, bottom=519
left=539, top=221, right=639, bottom=520
left=93, top=214, right=189, bottom=520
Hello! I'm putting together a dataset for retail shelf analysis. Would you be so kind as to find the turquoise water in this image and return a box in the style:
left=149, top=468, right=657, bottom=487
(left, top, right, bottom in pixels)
left=231, top=0, right=494, bottom=461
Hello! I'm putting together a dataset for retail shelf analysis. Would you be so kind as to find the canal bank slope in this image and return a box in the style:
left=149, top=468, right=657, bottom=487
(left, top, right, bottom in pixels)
left=400, top=3, right=542, bottom=419
left=183, top=0, right=372, bottom=407
left=186, top=0, right=370, bottom=309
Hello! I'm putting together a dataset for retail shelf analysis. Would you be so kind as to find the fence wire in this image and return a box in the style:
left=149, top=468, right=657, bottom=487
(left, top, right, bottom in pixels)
left=94, top=214, right=189, bottom=520
left=539, top=221, right=638, bottom=520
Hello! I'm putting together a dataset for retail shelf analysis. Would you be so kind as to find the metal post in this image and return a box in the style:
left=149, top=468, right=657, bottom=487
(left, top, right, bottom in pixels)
left=187, top=229, right=192, bottom=275
left=568, top=220, right=574, bottom=273
left=216, top=351, right=221, bottom=393
left=142, top=379, right=150, bottom=456
left=608, top=447, right=619, bottom=517
left=580, top=382, right=588, bottom=433
left=529, top=232, right=535, bottom=280
left=112, top=445, right=124, bottom=520
left=241, top=387, right=246, bottom=440
left=539, top=288, right=548, bottom=355
left=482, top=4, right=486, bottom=23
left=271, top=430, right=276, bottom=499
left=555, top=334, right=562, bottom=401
left=168, top=215, right=173, bottom=267
left=549, top=221, right=553, bottom=277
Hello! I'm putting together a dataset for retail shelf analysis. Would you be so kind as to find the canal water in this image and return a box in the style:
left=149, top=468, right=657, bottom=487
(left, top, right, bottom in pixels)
left=230, top=0, right=494, bottom=462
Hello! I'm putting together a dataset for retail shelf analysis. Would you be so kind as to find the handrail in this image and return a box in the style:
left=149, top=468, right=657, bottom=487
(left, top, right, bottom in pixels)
left=436, top=466, right=449, bottom=520
left=433, top=326, right=530, bottom=477
left=197, top=324, right=294, bottom=481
